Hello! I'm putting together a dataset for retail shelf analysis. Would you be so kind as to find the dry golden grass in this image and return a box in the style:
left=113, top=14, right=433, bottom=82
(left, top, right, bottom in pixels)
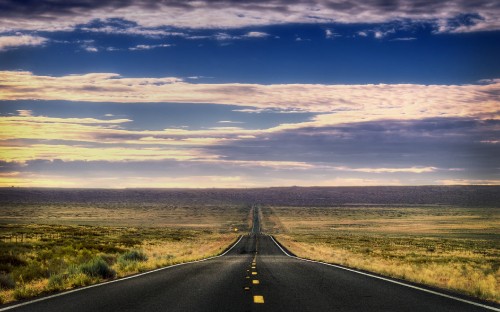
left=265, top=206, right=499, bottom=235
left=0, top=201, right=248, bottom=305
left=264, top=206, right=500, bottom=303
left=0, top=224, right=239, bottom=305
left=116, top=232, right=238, bottom=276
left=0, top=203, right=248, bottom=229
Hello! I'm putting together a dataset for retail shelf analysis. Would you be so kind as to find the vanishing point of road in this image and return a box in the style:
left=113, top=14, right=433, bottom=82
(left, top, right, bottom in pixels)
left=2, top=207, right=498, bottom=312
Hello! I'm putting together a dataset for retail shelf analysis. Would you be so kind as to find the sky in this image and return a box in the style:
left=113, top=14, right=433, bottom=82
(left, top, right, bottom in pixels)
left=0, top=0, right=499, bottom=188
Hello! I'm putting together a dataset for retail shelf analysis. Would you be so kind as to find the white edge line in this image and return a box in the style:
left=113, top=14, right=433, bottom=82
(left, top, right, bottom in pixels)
left=268, top=235, right=500, bottom=312
left=0, top=235, right=244, bottom=312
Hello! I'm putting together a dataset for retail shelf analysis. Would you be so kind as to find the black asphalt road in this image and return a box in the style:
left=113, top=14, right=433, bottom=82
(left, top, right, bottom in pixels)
left=2, top=208, right=497, bottom=312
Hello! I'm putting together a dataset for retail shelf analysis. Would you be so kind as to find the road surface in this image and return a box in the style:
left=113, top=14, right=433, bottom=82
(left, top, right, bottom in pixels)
left=2, top=207, right=497, bottom=312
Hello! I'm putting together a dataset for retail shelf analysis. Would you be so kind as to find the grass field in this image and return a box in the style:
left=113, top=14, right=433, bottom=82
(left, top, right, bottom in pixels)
left=0, top=202, right=249, bottom=229
left=264, top=206, right=500, bottom=303
left=0, top=203, right=248, bottom=304
left=1, top=187, right=498, bottom=305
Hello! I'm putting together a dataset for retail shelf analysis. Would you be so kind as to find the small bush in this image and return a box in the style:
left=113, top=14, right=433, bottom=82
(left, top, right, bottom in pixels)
left=120, top=238, right=141, bottom=247
left=0, top=274, right=15, bottom=289
left=68, top=273, right=93, bottom=287
left=48, top=274, right=65, bottom=290
left=79, top=258, right=116, bottom=279
left=14, top=262, right=48, bottom=282
left=13, top=285, right=38, bottom=300
left=117, top=258, right=138, bottom=271
left=100, top=254, right=117, bottom=265
left=119, top=250, right=148, bottom=262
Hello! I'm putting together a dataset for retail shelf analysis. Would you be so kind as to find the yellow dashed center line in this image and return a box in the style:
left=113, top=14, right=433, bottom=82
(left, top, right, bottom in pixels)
left=254, top=295, right=265, bottom=304
left=244, top=234, right=264, bottom=304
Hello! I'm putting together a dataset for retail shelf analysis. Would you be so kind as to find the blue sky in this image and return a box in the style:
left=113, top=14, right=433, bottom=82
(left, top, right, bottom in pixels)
left=0, top=0, right=499, bottom=187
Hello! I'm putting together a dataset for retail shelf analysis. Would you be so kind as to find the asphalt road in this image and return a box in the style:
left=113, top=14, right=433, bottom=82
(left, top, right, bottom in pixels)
left=2, top=207, right=497, bottom=312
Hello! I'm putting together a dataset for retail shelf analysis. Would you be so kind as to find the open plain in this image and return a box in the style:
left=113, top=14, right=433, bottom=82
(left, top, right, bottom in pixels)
left=0, top=186, right=498, bottom=307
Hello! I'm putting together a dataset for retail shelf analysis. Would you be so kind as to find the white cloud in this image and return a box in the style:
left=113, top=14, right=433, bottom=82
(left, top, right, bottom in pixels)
left=78, top=40, right=98, bottom=52
left=480, top=140, right=499, bottom=144
left=217, top=120, right=244, bottom=124
left=244, top=31, right=269, bottom=38
left=4, top=113, right=131, bottom=125
left=186, top=76, right=213, bottom=80
left=80, top=25, right=180, bottom=37
left=325, top=29, right=339, bottom=39
left=356, top=28, right=397, bottom=39
left=295, top=36, right=310, bottom=41
left=214, top=32, right=234, bottom=41
left=128, top=43, right=171, bottom=50
left=373, top=29, right=395, bottom=39
left=334, top=166, right=438, bottom=173
left=84, top=46, right=98, bottom=52
left=212, top=31, right=270, bottom=41
left=0, top=35, right=47, bottom=51
left=16, top=109, right=33, bottom=117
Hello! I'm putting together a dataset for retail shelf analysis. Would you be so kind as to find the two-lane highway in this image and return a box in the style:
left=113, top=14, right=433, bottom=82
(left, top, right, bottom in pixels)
left=2, top=206, right=497, bottom=312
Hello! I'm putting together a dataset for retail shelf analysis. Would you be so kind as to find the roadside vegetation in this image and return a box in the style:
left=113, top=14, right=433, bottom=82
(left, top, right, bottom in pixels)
left=265, top=206, right=499, bottom=303
left=0, top=201, right=248, bottom=305
left=0, top=224, right=239, bottom=304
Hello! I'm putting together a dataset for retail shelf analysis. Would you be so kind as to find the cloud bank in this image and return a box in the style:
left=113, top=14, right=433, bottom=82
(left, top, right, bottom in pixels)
left=1, top=107, right=498, bottom=187
left=1, top=71, right=498, bottom=127
left=0, top=0, right=499, bottom=33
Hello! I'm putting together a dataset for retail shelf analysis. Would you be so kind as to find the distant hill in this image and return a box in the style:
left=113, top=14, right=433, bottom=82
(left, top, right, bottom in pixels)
left=1, top=186, right=498, bottom=207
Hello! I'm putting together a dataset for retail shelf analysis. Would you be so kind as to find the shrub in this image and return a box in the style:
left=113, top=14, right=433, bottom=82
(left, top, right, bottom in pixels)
left=14, top=262, right=48, bottom=282
left=117, top=258, right=138, bottom=271
left=13, top=285, right=38, bottom=300
left=100, top=254, right=117, bottom=265
left=68, top=273, right=93, bottom=287
left=119, top=250, right=148, bottom=262
left=79, top=258, right=116, bottom=279
left=48, top=274, right=65, bottom=290
left=0, top=274, right=15, bottom=289
left=120, top=238, right=141, bottom=247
